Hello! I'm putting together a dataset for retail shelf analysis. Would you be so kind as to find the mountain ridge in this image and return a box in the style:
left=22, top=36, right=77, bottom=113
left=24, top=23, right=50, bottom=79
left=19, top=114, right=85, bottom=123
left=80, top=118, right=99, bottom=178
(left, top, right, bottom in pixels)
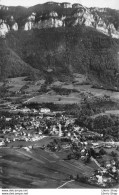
left=0, top=2, right=119, bottom=90
left=0, top=2, right=119, bottom=39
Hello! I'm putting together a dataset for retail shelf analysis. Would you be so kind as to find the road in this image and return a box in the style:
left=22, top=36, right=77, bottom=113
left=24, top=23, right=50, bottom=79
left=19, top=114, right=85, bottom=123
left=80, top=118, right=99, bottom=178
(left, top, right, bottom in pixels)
left=24, top=97, right=35, bottom=104
left=102, top=142, right=119, bottom=146
left=95, top=142, right=119, bottom=146
left=57, top=180, right=75, bottom=189
left=91, top=157, right=104, bottom=170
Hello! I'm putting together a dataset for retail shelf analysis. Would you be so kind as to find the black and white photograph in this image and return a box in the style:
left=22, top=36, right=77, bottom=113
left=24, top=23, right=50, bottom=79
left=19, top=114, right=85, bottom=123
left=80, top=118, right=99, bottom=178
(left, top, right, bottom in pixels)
left=0, top=0, right=119, bottom=191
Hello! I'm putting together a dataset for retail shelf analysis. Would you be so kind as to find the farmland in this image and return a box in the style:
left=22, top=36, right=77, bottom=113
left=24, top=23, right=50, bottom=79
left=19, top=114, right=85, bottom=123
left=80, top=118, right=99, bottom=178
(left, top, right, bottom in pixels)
left=0, top=146, right=98, bottom=188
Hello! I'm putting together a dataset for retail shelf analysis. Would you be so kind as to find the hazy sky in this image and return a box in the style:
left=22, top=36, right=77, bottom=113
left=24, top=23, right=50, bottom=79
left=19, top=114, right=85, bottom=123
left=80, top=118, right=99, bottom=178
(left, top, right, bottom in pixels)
left=0, top=0, right=119, bottom=9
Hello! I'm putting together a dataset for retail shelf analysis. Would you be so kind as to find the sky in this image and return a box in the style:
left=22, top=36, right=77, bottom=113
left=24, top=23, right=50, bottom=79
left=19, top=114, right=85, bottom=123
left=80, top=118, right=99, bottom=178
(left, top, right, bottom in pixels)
left=0, top=0, right=119, bottom=9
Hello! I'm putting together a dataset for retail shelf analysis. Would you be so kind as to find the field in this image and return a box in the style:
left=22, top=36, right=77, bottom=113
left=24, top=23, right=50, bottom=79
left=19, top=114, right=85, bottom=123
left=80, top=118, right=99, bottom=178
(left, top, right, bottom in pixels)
left=22, top=74, right=119, bottom=105
left=26, top=94, right=81, bottom=104
left=4, top=75, right=119, bottom=106
left=6, top=77, right=28, bottom=92
left=6, top=137, right=53, bottom=148
left=0, top=144, right=99, bottom=188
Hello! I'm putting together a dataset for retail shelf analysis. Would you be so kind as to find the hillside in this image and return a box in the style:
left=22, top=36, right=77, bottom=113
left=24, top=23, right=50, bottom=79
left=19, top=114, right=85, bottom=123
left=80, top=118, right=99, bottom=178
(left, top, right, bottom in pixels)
left=0, top=2, right=119, bottom=89
left=0, top=38, right=40, bottom=80
left=6, top=26, right=119, bottom=89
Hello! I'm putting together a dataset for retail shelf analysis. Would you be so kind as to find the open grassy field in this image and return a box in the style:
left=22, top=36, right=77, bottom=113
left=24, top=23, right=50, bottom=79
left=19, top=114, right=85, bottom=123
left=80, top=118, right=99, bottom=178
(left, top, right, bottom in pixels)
left=91, top=109, right=119, bottom=119
left=6, top=137, right=53, bottom=148
left=4, top=74, right=119, bottom=107
left=6, top=77, right=28, bottom=92
left=26, top=94, right=81, bottom=104
left=22, top=76, right=119, bottom=105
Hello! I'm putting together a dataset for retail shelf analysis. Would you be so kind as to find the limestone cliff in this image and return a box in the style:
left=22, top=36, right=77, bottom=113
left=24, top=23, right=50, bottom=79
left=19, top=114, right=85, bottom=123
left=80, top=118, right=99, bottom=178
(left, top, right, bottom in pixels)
left=0, top=2, right=119, bottom=39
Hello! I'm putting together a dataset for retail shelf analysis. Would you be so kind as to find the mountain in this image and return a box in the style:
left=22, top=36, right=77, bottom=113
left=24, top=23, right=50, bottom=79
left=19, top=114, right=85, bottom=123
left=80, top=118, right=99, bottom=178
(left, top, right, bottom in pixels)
left=0, top=2, right=119, bottom=90
left=0, top=2, right=119, bottom=38
left=6, top=26, right=119, bottom=89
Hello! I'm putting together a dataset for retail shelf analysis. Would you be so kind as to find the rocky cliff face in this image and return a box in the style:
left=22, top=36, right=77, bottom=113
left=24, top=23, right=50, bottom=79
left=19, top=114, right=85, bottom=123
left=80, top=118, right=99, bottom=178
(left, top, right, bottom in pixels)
left=0, top=20, right=9, bottom=37
left=0, top=3, right=119, bottom=39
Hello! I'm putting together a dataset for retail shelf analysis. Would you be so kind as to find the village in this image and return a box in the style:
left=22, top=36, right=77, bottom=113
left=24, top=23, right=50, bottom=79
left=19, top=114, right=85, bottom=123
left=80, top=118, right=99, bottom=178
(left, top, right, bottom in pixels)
left=0, top=104, right=119, bottom=188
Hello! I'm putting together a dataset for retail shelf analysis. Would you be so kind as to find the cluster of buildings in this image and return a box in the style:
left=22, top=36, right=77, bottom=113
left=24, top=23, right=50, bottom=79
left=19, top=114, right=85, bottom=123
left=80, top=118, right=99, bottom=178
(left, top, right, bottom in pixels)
left=88, top=157, right=119, bottom=187
left=89, top=169, right=116, bottom=187
left=0, top=107, right=51, bottom=145
left=104, top=160, right=118, bottom=178
left=0, top=104, right=102, bottom=147
left=0, top=116, right=44, bottom=145
left=0, top=104, right=118, bottom=187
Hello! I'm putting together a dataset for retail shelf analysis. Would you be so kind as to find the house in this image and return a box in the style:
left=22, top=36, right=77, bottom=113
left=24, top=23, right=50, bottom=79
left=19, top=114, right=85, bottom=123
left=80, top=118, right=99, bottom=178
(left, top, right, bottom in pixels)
left=74, top=126, right=80, bottom=131
left=81, top=148, right=86, bottom=156
left=23, top=147, right=30, bottom=152
left=6, top=118, right=12, bottom=121
left=96, top=175, right=103, bottom=184
left=111, top=160, right=116, bottom=166
left=0, top=140, right=5, bottom=146
left=40, top=108, right=50, bottom=113
left=105, top=144, right=112, bottom=149
left=32, top=109, right=38, bottom=113
left=58, top=123, right=63, bottom=137
left=67, top=132, right=71, bottom=137
left=92, top=143, right=99, bottom=147
left=111, top=166, right=117, bottom=173
left=22, top=107, right=30, bottom=113
left=105, top=161, right=111, bottom=169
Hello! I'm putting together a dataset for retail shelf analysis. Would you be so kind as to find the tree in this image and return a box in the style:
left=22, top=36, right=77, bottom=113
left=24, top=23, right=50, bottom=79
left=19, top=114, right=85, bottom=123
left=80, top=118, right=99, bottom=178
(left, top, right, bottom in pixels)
left=76, top=174, right=80, bottom=181
left=69, top=175, right=73, bottom=180
left=99, top=148, right=106, bottom=155
left=67, top=154, right=71, bottom=160
left=78, top=176, right=88, bottom=183
left=110, top=151, right=117, bottom=157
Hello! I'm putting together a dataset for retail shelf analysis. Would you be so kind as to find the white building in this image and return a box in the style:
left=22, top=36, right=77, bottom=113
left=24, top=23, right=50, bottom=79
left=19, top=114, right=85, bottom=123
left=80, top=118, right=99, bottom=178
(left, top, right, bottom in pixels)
left=40, top=108, right=50, bottom=113
left=59, top=123, right=63, bottom=137
left=0, top=141, right=5, bottom=146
